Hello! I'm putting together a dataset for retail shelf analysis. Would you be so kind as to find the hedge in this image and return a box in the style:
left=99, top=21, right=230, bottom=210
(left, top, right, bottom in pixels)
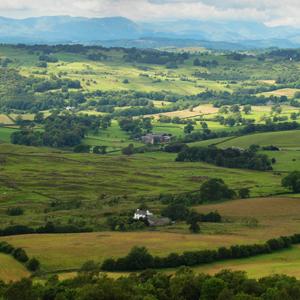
left=0, top=241, right=40, bottom=272
left=101, top=233, right=300, bottom=271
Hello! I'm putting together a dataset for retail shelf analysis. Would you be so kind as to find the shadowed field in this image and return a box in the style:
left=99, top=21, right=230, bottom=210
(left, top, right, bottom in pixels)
left=0, top=253, right=29, bottom=282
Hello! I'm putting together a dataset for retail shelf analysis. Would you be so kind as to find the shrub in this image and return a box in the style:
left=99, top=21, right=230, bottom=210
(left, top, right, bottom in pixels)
left=239, top=188, right=250, bottom=199
left=12, top=248, right=29, bottom=263
left=200, top=178, right=236, bottom=202
left=26, top=258, right=40, bottom=272
left=6, top=207, right=24, bottom=216
left=282, top=171, right=300, bottom=193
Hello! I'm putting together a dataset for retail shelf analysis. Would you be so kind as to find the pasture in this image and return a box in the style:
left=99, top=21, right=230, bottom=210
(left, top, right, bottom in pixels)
left=192, top=246, right=300, bottom=279
left=216, top=130, right=300, bottom=149
left=0, top=143, right=285, bottom=230
left=260, top=88, right=300, bottom=98
left=0, top=253, right=29, bottom=282
left=2, top=196, right=300, bottom=276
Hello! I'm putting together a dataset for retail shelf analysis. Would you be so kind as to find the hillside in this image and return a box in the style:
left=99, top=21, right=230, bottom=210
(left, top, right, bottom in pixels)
left=0, top=43, right=300, bottom=286
left=1, top=16, right=300, bottom=48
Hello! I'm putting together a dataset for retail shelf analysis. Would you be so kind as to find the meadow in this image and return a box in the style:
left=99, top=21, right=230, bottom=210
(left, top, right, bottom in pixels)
left=2, top=195, right=300, bottom=279
left=0, top=253, right=29, bottom=282
left=0, top=143, right=285, bottom=231
left=1, top=44, right=300, bottom=284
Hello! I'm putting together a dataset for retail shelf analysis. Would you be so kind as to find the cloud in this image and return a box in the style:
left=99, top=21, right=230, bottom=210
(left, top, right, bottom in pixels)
left=0, top=0, right=299, bottom=27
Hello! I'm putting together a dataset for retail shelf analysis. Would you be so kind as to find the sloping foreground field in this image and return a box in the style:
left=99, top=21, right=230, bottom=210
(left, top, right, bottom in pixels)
left=2, top=232, right=252, bottom=272
left=2, top=196, right=300, bottom=275
left=192, top=246, right=300, bottom=279
left=57, top=246, right=300, bottom=280
left=0, top=253, right=29, bottom=282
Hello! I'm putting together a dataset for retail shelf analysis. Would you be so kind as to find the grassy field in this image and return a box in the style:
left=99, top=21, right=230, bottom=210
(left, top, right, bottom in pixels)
left=149, top=104, right=219, bottom=119
left=0, top=127, right=18, bottom=143
left=260, top=88, right=300, bottom=98
left=0, top=253, right=30, bottom=282
left=0, top=143, right=285, bottom=229
left=2, top=196, right=300, bottom=275
left=54, top=246, right=300, bottom=280
left=2, top=45, right=300, bottom=284
left=2, top=232, right=251, bottom=272
left=216, top=130, right=300, bottom=149
left=192, top=246, right=300, bottom=279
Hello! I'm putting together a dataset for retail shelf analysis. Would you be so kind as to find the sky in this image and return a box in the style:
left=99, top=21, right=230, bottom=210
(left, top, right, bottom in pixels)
left=0, top=0, right=300, bottom=27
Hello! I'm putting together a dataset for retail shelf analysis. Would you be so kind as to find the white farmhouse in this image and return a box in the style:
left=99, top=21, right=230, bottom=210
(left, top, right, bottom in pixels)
left=133, top=209, right=153, bottom=220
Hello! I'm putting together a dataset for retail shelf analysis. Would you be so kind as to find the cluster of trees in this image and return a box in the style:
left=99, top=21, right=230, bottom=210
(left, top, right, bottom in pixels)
left=158, top=178, right=238, bottom=206
left=176, top=146, right=273, bottom=171
left=0, top=241, right=40, bottom=272
left=118, top=117, right=152, bottom=137
left=0, top=222, right=92, bottom=237
left=106, top=216, right=147, bottom=232
left=0, top=69, right=86, bottom=111
left=193, top=58, right=219, bottom=67
left=161, top=203, right=221, bottom=223
left=33, top=78, right=81, bottom=93
left=0, top=57, right=12, bottom=67
left=215, top=114, right=255, bottom=127
left=267, top=49, right=300, bottom=61
left=182, top=121, right=300, bottom=144
left=102, top=233, right=300, bottom=272
left=4, top=268, right=300, bottom=300
left=87, top=52, right=108, bottom=61
left=161, top=202, right=221, bottom=233
left=38, top=54, right=58, bottom=63
left=11, top=113, right=111, bottom=148
left=282, top=171, right=300, bottom=193
left=6, top=207, right=24, bottom=216
left=123, top=48, right=189, bottom=66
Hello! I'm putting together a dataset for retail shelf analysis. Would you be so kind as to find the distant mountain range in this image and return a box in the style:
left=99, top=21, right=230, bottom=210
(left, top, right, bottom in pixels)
left=1, top=15, right=300, bottom=50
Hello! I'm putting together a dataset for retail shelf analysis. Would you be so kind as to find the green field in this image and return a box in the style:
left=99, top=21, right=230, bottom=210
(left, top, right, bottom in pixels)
left=0, top=253, right=29, bottom=282
left=2, top=196, right=300, bottom=276
left=217, top=130, right=300, bottom=149
left=192, top=246, right=300, bottom=279
left=2, top=44, right=300, bottom=285
left=0, top=143, right=285, bottom=230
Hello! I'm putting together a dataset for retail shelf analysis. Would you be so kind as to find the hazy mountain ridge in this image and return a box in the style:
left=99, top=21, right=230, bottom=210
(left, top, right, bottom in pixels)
left=0, top=15, right=300, bottom=49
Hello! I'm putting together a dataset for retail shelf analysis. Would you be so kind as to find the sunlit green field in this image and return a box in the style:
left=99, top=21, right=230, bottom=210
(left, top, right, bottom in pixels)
left=0, top=143, right=286, bottom=230
left=192, top=246, right=300, bottom=279
left=217, top=130, right=300, bottom=149
left=3, top=196, right=300, bottom=277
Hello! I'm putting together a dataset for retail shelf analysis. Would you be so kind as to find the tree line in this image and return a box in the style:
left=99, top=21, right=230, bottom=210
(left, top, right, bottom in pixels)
left=176, top=146, right=273, bottom=171
left=3, top=268, right=300, bottom=300
left=101, top=233, right=300, bottom=272
left=11, top=112, right=111, bottom=148
left=0, top=241, right=40, bottom=272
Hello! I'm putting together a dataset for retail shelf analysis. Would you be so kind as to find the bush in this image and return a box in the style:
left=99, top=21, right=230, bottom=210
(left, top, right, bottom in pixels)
left=26, top=258, right=40, bottom=272
left=6, top=207, right=24, bottom=216
left=12, top=248, right=29, bottom=263
left=73, top=144, right=90, bottom=153
left=282, top=171, right=300, bottom=192
left=0, top=241, right=14, bottom=254
left=239, top=188, right=250, bottom=199
left=161, top=203, right=189, bottom=221
left=200, top=178, right=236, bottom=202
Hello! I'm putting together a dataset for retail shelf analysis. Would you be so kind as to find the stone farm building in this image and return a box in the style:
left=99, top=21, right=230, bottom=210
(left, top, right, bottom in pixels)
left=141, top=133, right=172, bottom=145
